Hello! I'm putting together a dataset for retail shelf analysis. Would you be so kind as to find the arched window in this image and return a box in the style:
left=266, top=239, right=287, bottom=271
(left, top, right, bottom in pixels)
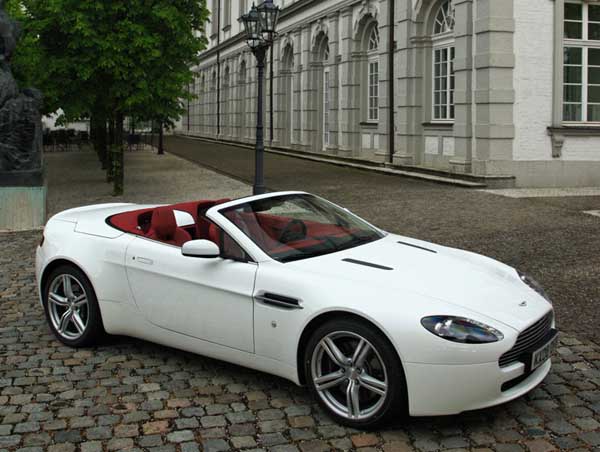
left=432, top=0, right=455, bottom=121
left=367, top=26, right=380, bottom=122
left=434, top=0, right=455, bottom=34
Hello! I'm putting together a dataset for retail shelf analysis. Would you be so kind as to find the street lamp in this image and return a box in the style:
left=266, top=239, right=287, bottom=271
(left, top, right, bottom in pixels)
left=240, top=0, right=280, bottom=195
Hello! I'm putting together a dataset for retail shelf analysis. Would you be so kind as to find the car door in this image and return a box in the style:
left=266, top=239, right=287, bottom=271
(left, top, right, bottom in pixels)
left=124, top=235, right=257, bottom=353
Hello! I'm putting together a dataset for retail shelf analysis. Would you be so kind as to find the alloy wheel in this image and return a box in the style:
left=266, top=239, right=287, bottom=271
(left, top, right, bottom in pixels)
left=47, top=274, right=89, bottom=340
left=311, top=331, right=388, bottom=421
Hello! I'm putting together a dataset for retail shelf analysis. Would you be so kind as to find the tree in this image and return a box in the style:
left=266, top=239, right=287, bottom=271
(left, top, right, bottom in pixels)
left=8, top=0, right=209, bottom=195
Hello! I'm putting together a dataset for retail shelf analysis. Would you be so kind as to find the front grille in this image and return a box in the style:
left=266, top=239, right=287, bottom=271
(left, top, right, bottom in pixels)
left=499, top=311, right=554, bottom=367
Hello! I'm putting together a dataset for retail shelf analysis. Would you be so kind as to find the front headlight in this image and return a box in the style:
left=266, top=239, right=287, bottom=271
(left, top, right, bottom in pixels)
left=421, top=316, right=504, bottom=344
left=518, top=271, right=551, bottom=303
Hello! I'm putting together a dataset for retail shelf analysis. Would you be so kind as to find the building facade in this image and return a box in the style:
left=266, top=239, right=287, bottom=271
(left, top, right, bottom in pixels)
left=177, top=0, right=600, bottom=187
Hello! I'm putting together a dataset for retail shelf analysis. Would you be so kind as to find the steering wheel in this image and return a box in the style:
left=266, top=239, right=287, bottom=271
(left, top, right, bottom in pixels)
left=279, top=219, right=308, bottom=244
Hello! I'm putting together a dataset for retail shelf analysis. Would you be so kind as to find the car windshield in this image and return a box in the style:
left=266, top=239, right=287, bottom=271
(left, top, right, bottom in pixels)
left=219, top=194, right=385, bottom=263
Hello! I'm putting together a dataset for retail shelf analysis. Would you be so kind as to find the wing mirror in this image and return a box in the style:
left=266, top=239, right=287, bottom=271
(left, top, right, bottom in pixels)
left=182, top=240, right=220, bottom=258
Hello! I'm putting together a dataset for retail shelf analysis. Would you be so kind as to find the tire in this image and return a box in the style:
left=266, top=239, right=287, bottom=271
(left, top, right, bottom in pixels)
left=304, top=317, right=407, bottom=428
left=43, top=264, right=105, bottom=347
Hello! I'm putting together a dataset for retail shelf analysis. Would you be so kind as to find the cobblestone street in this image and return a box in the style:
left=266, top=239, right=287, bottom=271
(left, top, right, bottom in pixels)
left=1, top=149, right=600, bottom=451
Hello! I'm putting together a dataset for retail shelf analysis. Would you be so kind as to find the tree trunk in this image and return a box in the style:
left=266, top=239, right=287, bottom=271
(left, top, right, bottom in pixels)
left=112, top=113, right=124, bottom=196
left=158, top=122, right=164, bottom=155
left=92, top=115, right=108, bottom=170
left=106, top=118, right=115, bottom=182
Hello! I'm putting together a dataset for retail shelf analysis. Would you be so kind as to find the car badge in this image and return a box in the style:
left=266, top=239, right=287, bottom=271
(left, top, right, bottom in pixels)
left=519, top=301, right=528, bottom=307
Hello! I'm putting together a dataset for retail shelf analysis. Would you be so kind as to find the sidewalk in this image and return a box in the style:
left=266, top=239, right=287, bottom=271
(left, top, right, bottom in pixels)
left=46, top=148, right=251, bottom=218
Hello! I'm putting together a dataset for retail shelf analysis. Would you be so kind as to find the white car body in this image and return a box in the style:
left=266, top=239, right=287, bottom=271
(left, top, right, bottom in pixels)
left=36, top=191, right=555, bottom=416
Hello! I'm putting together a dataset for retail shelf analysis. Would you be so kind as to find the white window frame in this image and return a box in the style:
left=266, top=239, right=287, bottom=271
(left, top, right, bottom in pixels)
left=563, top=1, right=600, bottom=124
left=431, top=1, right=455, bottom=123
left=432, top=41, right=455, bottom=122
left=367, top=27, right=380, bottom=122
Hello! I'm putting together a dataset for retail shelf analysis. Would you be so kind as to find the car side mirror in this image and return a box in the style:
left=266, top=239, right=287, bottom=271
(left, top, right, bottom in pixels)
left=181, top=240, right=220, bottom=258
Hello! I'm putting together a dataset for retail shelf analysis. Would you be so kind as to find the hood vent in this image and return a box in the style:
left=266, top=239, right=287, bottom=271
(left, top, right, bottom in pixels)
left=397, top=241, right=437, bottom=254
left=342, top=258, right=393, bottom=271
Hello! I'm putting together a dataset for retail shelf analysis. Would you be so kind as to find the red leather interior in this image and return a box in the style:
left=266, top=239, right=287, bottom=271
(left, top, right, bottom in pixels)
left=146, top=207, right=192, bottom=247
left=109, top=208, right=154, bottom=236
left=107, top=197, right=352, bottom=253
left=108, top=199, right=233, bottom=247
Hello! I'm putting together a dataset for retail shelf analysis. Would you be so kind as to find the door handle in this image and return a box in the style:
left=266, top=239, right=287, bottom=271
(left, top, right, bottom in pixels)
left=135, top=257, right=154, bottom=265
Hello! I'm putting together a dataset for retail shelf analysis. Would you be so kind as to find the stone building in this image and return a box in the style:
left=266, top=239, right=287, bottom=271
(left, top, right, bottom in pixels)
left=177, top=0, right=600, bottom=187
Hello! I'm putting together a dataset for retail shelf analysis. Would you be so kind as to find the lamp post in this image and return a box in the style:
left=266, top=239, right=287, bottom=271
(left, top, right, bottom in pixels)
left=240, top=1, right=280, bottom=195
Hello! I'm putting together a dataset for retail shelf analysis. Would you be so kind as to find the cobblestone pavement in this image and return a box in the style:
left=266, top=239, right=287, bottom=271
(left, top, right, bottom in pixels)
left=2, top=231, right=600, bottom=452
left=164, top=136, right=600, bottom=344
left=1, top=147, right=600, bottom=451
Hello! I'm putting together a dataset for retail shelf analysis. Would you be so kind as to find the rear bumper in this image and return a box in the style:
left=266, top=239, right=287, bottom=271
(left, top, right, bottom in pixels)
left=404, top=358, right=551, bottom=416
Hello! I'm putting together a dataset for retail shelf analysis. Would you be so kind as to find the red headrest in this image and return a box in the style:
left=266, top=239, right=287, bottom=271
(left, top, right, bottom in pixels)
left=151, top=207, right=177, bottom=239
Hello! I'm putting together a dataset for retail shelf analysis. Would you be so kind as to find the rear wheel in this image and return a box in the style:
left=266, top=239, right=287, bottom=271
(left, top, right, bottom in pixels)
left=304, top=318, right=407, bottom=428
left=43, top=265, right=104, bottom=347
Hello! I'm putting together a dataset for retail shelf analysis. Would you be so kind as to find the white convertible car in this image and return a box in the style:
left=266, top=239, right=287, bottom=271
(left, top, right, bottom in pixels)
left=36, top=191, right=557, bottom=427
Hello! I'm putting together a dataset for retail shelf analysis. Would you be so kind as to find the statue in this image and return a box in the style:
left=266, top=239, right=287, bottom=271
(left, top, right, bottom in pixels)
left=0, top=0, right=43, bottom=185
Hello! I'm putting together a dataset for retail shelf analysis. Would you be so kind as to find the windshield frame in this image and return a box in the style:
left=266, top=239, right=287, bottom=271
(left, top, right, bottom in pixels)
left=215, top=193, right=386, bottom=263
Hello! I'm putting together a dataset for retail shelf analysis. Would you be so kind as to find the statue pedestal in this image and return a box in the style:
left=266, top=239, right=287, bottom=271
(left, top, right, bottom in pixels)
left=0, top=171, right=46, bottom=230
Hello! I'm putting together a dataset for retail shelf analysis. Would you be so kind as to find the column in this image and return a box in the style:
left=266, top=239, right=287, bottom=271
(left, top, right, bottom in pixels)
left=472, top=0, right=515, bottom=176
left=450, top=0, right=474, bottom=173
left=338, top=7, right=360, bottom=156
left=328, top=12, right=341, bottom=152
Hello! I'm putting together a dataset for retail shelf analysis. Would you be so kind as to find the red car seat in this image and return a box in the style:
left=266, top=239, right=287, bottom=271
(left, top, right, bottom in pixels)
left=146, top=206, right=192, bottom=247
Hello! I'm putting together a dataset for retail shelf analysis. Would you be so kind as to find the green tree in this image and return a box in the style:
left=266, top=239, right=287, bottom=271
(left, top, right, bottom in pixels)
left=8, top=0, right=208, bottom=195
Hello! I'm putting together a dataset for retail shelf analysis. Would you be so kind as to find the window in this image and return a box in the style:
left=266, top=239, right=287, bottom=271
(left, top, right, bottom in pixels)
left=224, top=0, right=231, bottom=28
left=433, top=47, right=455, bottom=120
left=431, top=1, right=455, bottom=122
left=367, top=27, right=380, bottom=121
left=434, top=0, right=455, bottom=34
left=322, top=43, right=330, bottom=148
left=323, top=68, right=330, bottom=147
left=563, top=2, right=600, bottom=122
left=239, top=0, right=247, bottom=16
left=212, top=225, right=250, bottom=262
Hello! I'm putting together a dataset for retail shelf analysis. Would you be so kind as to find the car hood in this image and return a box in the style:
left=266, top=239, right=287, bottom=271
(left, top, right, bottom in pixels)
left=287, top=234, right=551, bottom=331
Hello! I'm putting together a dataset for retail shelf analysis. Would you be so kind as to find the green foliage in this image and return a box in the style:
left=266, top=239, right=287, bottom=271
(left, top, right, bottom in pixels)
left=6, top=0, right=209, bottom=122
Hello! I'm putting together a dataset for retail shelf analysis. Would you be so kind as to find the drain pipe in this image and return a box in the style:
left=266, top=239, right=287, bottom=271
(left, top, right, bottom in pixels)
left=388, top=0, right=395, bottom=164
left=217, top=0, right=221, bottom=137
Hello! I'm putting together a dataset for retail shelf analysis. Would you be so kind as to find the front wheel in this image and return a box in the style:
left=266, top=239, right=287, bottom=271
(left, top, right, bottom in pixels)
left=304, top=318, right=407, bottom=428
left=43, top=265, right=104, bottom=347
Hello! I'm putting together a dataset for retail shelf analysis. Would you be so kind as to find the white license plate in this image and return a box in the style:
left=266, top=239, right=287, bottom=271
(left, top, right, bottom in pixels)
left=531, top=334, right=558, bottom=371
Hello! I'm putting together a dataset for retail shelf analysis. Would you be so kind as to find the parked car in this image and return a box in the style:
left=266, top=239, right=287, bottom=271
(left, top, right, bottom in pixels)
left=36, top=191, right=557, bottom=427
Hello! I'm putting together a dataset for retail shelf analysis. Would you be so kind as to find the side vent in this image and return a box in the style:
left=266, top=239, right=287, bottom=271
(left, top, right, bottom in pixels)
left=342, top=258, right=393, bottom=271
left=255, top=292, right=303, bottom=310
left=397, top=241, right=437, bottom=254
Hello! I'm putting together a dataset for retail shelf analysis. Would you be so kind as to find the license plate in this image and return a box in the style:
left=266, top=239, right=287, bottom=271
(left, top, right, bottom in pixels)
left=531, top=334, right=558, bottom=371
